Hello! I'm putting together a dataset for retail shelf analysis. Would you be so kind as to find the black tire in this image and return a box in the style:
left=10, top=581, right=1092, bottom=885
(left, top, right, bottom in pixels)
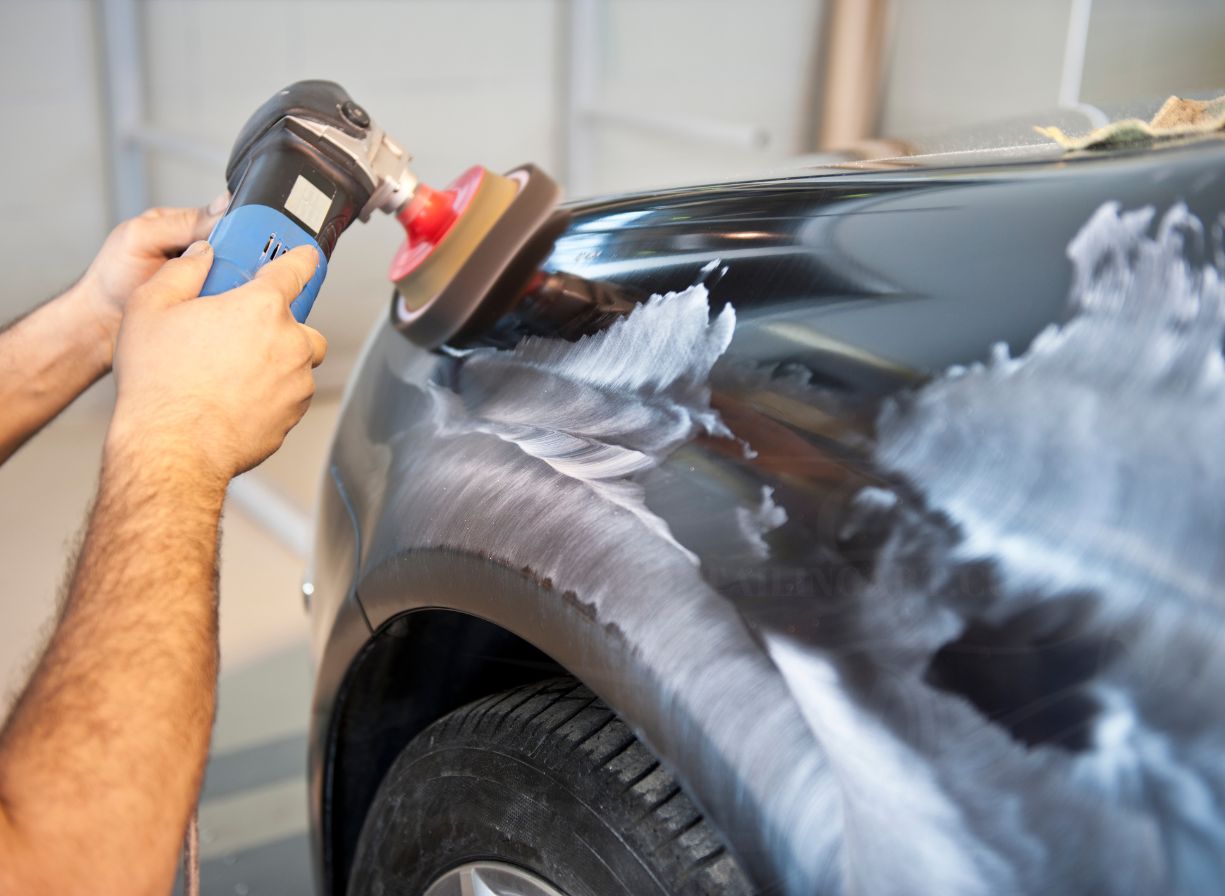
left=347, top=676, right=755, bottom=896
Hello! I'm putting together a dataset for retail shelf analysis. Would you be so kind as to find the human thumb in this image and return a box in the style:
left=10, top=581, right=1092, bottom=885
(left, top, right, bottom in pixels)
left=193, top=191, right=230, bottom=240
left=130, top=240, right=214, bottom=311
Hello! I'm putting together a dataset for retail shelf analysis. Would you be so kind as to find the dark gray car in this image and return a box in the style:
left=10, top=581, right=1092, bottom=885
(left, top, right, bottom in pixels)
left=305, top=121, right=1225, bottom=895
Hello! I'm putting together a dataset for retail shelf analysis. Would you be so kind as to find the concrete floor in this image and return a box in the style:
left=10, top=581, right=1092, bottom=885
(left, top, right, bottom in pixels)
left=0, top=382, right=342, bottom=895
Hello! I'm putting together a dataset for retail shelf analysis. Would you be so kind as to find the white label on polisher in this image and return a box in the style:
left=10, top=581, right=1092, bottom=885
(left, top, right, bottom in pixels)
left=285, top=175, right=332, bottom=234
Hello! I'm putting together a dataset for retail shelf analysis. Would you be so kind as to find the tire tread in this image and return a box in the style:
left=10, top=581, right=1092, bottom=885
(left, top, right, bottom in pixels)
left=433, top=677, right=754, bottom=896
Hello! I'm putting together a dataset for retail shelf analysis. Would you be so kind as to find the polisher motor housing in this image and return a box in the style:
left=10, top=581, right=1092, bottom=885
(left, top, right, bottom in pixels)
left=201, top=81, right=379, bottom=322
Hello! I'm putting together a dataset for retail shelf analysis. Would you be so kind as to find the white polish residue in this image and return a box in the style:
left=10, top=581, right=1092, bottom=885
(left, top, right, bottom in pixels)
left=432, top=284, right=736, bottom=563
left=880, top=201, right=1225, bottom=607
left=375, top=279, right=833, bottom=895
left=768, top=202, right=1225, bottom=894
left=767, top=637, right=1016, bottom=895
left=736, top=485, right=789, bottom=560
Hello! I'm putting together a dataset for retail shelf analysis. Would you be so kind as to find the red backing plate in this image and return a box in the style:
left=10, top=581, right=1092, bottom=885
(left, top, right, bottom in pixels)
left=388, top=166, right=489, bottom=282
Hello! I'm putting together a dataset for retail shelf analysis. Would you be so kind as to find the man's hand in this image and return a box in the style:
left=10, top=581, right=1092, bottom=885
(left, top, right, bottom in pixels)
left=0, top=196, right=229, bottom=465
left=110, top=240, right=327, bottom=483
left=78, top=196, right=228, bottom=362
left=0, top=239, right=328, bottom=896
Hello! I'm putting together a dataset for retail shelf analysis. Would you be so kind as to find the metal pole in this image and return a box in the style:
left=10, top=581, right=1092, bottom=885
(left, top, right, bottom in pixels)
left=1058, top=0, right=1094, bottom=109
left=98, top=0, right=148, bottom=222
left=228, top=474, right=313, bottom=560
left=817, top=0, right=891, bottom=150
left=562, top=0, right=599, bottom=198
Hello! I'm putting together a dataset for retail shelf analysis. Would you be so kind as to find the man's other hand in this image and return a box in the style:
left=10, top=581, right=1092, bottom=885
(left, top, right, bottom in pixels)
left=109, top=241, right=328, bottom=483
left=79, top=195, right=229, bottom=361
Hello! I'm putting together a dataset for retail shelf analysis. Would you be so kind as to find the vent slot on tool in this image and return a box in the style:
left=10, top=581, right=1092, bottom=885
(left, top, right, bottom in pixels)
left=259, top=234, right=288, bottom=264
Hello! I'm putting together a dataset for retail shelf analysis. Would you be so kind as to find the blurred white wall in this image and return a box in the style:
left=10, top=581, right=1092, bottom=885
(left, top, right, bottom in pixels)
left=0, top=1, right=110, bottom=314
left=590, top=0, right=824, bottom=192
left=1, top=0, right=1224, bottom=384
left=1081, top=0, right=1225, bottom=105
left=881, top=0, right=1225, bottom=136
left=880, top=2, right=1076, bottom=136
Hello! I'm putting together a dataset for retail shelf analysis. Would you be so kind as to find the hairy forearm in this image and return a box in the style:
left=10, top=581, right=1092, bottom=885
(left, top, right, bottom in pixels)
left=0, top=281, right=117, bottom=465
left=0, top=429, right=227, bottom=894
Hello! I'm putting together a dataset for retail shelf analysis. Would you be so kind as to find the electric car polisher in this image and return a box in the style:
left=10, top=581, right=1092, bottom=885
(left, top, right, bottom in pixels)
left=203, top=80, right=637, bottom=344
left=201, top=80, right=416, bottom=320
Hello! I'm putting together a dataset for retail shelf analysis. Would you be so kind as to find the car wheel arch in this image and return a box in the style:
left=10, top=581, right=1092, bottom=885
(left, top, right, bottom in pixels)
left=321, top=545, right=810, bottom=895
left=322, top=596, right=567, bottom=895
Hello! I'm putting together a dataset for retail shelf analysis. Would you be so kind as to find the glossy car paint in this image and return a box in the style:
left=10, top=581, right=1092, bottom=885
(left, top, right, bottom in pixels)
left=307, top=136, right=1225, bottom=894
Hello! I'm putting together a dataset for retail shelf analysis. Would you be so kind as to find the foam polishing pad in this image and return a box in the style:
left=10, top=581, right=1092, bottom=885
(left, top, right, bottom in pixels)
left=391, top=164, right=567, bottom=348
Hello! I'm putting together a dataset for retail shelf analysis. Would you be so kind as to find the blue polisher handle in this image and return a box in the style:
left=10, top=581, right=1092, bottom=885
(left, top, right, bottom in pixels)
left=200, top=204, right=328, bottom=323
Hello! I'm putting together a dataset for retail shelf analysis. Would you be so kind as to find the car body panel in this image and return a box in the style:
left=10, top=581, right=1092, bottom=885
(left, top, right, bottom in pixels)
left=308, top=135, right=1225, bottom=894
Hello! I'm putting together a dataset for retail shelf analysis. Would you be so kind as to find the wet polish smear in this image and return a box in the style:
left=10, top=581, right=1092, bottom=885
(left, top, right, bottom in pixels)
left=431, top=284, right=735, bottom=562
left=767, top=202, right=1225, bottom=893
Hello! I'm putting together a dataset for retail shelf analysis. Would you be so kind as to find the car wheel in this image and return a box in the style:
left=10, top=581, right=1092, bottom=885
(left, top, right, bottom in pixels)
left=347, top=676, right=754, bottom=896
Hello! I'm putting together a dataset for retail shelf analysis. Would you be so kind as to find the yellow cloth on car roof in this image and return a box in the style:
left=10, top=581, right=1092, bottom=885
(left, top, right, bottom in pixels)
left=1036, top=93, right=1225, bottom=150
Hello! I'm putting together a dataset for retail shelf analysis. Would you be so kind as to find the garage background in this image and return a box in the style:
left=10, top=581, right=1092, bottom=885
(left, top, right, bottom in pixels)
left=6, top=1, right=1225, bottom=385
left=0, top=2, right=1222, bottom=893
